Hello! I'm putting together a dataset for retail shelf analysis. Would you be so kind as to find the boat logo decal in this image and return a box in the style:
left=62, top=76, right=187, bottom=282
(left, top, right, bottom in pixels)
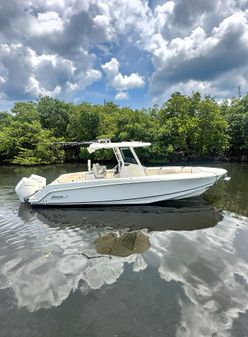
left=51, top=195, right=68, bottom=199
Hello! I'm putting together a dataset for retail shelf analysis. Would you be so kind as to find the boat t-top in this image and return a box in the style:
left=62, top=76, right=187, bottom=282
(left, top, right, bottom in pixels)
left=15, top=140, right=228, bottom=206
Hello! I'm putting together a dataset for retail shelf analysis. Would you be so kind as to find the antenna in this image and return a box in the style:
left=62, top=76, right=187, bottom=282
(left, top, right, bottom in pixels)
left=238, top=85, right=241, bottom=98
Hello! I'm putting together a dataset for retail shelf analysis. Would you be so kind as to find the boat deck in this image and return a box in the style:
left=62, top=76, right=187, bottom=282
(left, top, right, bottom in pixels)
left=52, top=170, right=116, bottom=184
left=51, top=166, right=205, bottom=184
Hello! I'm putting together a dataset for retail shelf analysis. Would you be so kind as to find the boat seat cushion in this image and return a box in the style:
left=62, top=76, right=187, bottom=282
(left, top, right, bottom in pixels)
left=93, top=163, right=107, bottom=178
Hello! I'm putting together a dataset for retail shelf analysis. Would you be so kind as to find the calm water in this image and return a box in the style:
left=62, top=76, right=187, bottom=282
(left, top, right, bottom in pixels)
left=0, top=163, right=248, bottom=337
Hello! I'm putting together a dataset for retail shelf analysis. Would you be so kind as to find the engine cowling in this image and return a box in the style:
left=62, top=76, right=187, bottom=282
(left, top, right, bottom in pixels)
left=15, top=174, right=46, bottom=203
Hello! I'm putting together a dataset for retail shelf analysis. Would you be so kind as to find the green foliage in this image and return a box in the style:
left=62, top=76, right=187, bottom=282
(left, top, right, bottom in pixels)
left=116, top=108, right=153, bottom=141
left=67, top=103, right=101, bottom=141
left=12, top=140, right=65, bottom=165
left=0, top=112, right=13, bottom=126
left=222, top=97, right=248, bottom=154
left=0, top=119, right=64, bottom=165
left=98, top=102, right=120, bottom=139
left=227, top=113, right=248, bottom=152
left=37, top=96, right=70, bottom=137
left=11, top=102, right=40, bottom=123
left=156, top=92, right=229, bottom=160
left=0, top=92, right=247, bottom=165
left=193, top=97, right=229, bottom=157
left=79, top=148, right=114, bottom=162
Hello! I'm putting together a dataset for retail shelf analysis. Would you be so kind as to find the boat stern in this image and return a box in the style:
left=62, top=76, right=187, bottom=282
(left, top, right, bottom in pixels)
left=15, top=174, right=46, bottom=203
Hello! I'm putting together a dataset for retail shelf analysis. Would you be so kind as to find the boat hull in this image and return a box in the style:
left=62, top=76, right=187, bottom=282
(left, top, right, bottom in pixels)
left=28, top=169, right=226, bottom=206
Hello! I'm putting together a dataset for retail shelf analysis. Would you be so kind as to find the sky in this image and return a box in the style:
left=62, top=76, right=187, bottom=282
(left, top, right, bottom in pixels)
left=0, top=0, right=248, bottom=110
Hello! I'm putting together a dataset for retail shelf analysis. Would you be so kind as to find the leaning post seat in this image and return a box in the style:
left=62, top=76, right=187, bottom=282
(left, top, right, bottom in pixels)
left=92, top=163, right=107, bottom=178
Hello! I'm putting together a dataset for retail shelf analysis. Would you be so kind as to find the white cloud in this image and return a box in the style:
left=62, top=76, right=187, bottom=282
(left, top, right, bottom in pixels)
left=82, top=68, right=102, bottom=89
left=29, top=11, right=64, bottom=36
left=0, top=0, right=248, bottom=103
left=25, top=75, right=61, bottom=97
left=101, top=58, right=119, bottom=77
left=147, top=9, right=248, bottom=99
left=102, top=58, right=145, bottom=98
left=93, top=15, right=115, bottom=40
left=115, top=91, right=128, bottom=100
left=153, top=1, right=175, bottom=32
left=0, top=1, right=110, bottom=100
left=111, top=73, right=145, bottom=90
left=0, top=43, right=101, bottom=99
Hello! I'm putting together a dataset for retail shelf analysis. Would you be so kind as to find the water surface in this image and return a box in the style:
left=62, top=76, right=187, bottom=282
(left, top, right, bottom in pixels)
left=0, top=163, right=248, bottom=337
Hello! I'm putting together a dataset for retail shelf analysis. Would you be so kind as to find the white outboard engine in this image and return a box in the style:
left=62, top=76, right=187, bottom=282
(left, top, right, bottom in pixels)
left=15, top=174, right=46, bottom=203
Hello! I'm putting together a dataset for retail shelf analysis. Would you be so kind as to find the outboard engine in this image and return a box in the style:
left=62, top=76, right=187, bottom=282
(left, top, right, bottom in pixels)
left=15, top=174, right=46, bottom=203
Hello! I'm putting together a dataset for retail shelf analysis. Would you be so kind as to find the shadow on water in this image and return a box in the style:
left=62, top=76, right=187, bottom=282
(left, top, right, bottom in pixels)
left=17, top=197, right=222, bottom=259
left=19, top=197, right=222, bottom=232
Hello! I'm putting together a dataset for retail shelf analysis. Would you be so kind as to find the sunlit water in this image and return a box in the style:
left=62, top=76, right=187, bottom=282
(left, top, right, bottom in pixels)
left=0, top=163, right=248, bottom=337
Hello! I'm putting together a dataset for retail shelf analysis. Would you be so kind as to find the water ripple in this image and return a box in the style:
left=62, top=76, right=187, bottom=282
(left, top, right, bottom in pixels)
left=1, top=183, right=248, bottom=337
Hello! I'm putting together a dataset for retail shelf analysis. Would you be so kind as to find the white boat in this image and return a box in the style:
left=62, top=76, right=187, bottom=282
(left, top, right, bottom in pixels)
left=15, top=140, right=228, bottom=206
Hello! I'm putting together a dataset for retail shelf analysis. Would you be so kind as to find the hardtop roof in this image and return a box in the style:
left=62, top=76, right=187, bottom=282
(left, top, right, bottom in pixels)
left=87, top=141, right=151, bottom=153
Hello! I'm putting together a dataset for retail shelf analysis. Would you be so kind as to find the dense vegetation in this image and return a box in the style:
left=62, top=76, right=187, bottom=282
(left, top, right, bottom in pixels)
left=0, top=92, right=247, bottom=165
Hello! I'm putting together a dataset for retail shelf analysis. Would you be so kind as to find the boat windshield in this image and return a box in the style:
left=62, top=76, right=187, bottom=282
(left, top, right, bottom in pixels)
left=120, top=147, right=138, bottom=164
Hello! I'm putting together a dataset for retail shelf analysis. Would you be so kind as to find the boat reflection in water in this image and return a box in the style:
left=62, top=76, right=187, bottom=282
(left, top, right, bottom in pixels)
left=0, top=198, right=222, bottom=313
left=19, top=197, right=222, bottom=233
left=18, top=198, right=221, bottom=259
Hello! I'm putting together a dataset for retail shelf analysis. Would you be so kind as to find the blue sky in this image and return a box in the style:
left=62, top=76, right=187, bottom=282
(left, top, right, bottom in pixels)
left=0, top=0, right=248, bottom=110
